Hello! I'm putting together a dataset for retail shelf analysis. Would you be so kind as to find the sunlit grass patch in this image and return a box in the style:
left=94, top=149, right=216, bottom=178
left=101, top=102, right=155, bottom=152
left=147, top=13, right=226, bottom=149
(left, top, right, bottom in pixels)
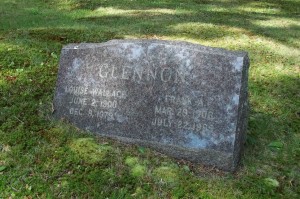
left=253, top=17, right=300, bottom=28
left=153, top=164, right=180, bottom=185
left=125, top=156, right=148, bottom=177
left=237, top=2, right=281, bottom=14
left=69, top=138, right=113, bottom=164
left=93, top=7, right=177, bottom=15
left=169, top=22, right=247, bottom=41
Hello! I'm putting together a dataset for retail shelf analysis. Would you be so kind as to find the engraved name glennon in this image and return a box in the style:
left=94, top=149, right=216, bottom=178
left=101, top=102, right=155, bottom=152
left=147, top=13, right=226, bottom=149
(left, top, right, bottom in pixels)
left=63, top=63, right=216, bottom=133
left=98, top=63, right=186, bottom=83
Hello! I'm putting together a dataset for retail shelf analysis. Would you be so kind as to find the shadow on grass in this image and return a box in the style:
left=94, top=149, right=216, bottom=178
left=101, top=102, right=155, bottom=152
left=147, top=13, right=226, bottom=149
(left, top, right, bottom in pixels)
left=246, top=72, right=299, bottom=157
left=75, top=8, right=299, bottom=48
left=1, top=0, right=299, bottom=49
left=68, top=0, right=300, bottom=15
left=25, top=28, right=123, bottom=44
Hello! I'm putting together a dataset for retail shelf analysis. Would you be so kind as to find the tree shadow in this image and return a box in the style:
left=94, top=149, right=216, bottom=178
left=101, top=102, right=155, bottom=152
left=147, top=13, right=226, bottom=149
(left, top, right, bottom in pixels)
left=1, top=0, right=299, bottom=49
left=67, top=0, right=300, bottom=15
left=71, top=0, right=299, bottom=48
left=25, top=27, right=123, bottom=44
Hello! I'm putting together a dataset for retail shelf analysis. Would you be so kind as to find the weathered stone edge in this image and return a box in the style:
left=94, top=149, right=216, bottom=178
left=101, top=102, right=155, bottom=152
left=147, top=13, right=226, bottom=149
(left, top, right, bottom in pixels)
left=232, top=54, right=250, bottom=171
left=62, top=39, right=247, bottom=58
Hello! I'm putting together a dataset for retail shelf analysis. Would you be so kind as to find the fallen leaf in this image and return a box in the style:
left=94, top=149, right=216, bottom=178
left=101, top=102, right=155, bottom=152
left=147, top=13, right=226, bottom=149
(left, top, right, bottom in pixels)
left=0, top=166, right=7, bottom=172
left=5, top=75, right=17, bottom=82
left=268, top=141, right=283, bottom=149
left=138, top=147, right=145, bottom=154
left=264, top=177, right=279, bottom=187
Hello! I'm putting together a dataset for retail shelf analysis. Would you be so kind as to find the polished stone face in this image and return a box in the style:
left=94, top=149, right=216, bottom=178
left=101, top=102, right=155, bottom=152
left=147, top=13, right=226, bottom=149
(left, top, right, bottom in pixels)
left=53, top=39, right=249, bottom=171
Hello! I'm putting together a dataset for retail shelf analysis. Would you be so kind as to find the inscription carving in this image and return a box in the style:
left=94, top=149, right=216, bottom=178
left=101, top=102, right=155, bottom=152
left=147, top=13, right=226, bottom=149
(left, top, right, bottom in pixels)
left=91, top=88, right=127, bottom=99
left=65, top=86, right=88, bottom=96
left=98, top=64, right=186, bottom=83
left=64, top=84, right=216, bottom=135
left=151, top=94, right=215, bottom=133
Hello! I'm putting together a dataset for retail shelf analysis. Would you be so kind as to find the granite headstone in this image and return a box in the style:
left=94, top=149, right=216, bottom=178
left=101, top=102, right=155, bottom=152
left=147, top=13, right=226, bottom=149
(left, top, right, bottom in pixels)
left=53, top=39, right=249, bottom=171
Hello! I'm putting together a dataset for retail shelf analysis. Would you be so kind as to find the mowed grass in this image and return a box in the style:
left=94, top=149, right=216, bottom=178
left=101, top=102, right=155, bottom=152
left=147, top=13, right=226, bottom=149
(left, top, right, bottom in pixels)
left=0, top=0, right=299, bottom=198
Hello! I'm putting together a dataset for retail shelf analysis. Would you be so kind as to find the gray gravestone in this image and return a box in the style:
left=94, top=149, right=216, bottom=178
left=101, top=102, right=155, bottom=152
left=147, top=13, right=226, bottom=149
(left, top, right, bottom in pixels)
left=54, top=39, right=249, bottom=171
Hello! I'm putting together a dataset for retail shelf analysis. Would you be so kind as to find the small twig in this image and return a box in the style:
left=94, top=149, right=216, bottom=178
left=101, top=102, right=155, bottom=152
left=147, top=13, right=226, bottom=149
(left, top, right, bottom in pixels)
left=10, top=186, right=19, bottom=192
left=51, top=103, right=55, bottom=113
left=14, top=116, right=24, bottom=124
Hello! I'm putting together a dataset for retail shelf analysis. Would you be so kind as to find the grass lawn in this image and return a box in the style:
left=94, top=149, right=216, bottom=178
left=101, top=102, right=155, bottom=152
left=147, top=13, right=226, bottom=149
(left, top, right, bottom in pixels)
left=0, top=0, right=299, bottom=198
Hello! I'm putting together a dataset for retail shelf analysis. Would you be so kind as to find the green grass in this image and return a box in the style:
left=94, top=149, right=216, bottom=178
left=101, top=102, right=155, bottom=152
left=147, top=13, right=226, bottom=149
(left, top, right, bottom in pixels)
left=0, top=0, right=299, bottom=198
